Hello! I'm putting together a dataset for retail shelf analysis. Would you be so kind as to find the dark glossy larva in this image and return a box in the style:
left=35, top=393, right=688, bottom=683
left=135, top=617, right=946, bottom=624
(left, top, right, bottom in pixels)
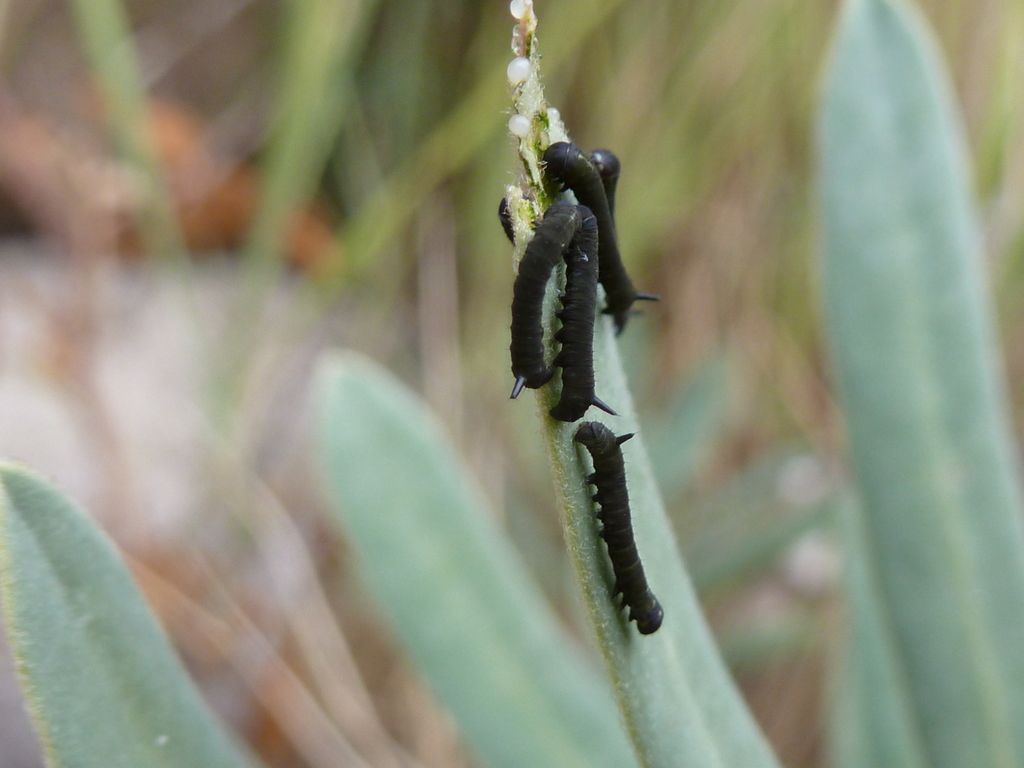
left=575, top=421, right=663, bottom=635
left=508, top=201, right=615, bottom=418
left=550, top=206, right=615, bottom=422
left=498, top=197, right=515, bottom=244
left=589, top=149, right=620, bottom=217
left=509, top=202, right=581, bottom=398
left=542, top=142, right=657, bottom=334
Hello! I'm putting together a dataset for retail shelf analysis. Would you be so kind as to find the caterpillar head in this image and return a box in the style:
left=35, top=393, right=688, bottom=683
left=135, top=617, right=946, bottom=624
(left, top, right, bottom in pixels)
left=633, top=600, right=664, bottom=635
left=589, top=148, right=620, bottom=183
left=575, top=420, right=612, bottom=449
left=543, top=141, right=590, bottom=188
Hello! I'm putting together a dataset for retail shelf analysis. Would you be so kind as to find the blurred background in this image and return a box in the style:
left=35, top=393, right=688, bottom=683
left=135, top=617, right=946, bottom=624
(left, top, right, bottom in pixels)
left=0, top=0, right=1020, bottom=766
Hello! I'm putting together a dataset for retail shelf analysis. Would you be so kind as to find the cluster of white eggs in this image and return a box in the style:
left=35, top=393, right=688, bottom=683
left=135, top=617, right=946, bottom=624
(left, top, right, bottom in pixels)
left=507, top=0, right=535, bottom=137
left=509, top=0, right=532, bottom=20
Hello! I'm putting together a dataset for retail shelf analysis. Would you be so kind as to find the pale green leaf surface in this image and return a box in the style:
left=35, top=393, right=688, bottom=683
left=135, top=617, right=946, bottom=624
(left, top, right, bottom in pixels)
left=717, top=616, right=816, bottom=675
left=679, top=449, right=839, bottom=594
left=315, top=352, right=634, bottom=768
left=820, top=1, right=1024, bottom=766
left=830, top=499, right=929, bottom=768
left=645, top=354, right=731, bottom=501
left=534, top=320, right=780, bottom=768
left=0, top=464, right=253, bottom=768
left=502, top=12, right=778, bottom=767
left=688, top=498, right=837, bottom=596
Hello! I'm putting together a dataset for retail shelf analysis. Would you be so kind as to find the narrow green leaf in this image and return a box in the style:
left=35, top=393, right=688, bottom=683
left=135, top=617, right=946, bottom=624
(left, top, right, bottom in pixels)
left=0, top=464, right=253, bottom=768
left=680, top=450, right=839, bottom=594
left=820, top=1, right=1024, bottom=766
left=645, top=354, right=731, bottom=501
left=315, top=352, right=635, bottom=768
left=535, top=322, right=779, bottom=768
left=688, top=499, right=837, bottom=596
left=66, top=0, right=183, bottom=259
left=503, top=12, right=778, bottom=767
left=830, top=500, right=929, bottom=768
left=215, top=0, right=374, bottom=427
left=244, top=0, right=372, bottom=269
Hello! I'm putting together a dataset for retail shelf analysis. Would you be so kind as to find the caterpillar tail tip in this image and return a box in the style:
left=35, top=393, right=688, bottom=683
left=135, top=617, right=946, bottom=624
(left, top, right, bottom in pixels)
left=592, top=396, right=617, bottom=416
left=510, top=376, right=527, bottom=399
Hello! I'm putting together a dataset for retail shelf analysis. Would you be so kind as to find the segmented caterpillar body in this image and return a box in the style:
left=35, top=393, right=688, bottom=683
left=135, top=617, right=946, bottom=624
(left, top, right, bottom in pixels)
left=589, top=149, right=620, bottom=217
left=509, top=202, right=579, bottom=398
left=542, top=142, right=657, bottom=334
left=575, top=421, right=663, bottom=635
left=508, top=202, right=616, bottom=419
left=550, top=206, right=608, bottom=422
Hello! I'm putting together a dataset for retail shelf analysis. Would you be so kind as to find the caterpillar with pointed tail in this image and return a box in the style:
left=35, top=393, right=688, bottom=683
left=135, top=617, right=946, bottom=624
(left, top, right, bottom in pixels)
left=542, top=143, right=658, bottom=335
left=575, top=421, right=663, bottom=635
left=507, top=201, right=616, bottom=421
left=589, top=148, right=620, bottom=217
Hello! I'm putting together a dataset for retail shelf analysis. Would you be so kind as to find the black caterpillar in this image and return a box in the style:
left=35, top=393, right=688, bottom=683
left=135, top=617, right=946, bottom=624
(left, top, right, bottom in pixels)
left=498, top=197, right=515, bottom=244
left=575, top=421, right=663, bottom=635
left=550, top=205, right=612, bottom=421
left=542, top=142, right=657, bottom=334
left=508, top=202, right=615, bottom=420
left=509, top=202, right=576, bottom=397
left=589, top=149, right=620, bottom=217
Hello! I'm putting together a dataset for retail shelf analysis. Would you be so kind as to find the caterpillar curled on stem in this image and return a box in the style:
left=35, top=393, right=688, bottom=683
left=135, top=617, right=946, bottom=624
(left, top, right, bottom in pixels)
left=507, top=201, right=616, bottom=419
left=509, top=202, right=579, bottom=398
left=542, top=142, right=658, bottom=335
left=500, top=145, right=623, bottom=247
left=551, top=205, right=615, bottom=421
left=575, top=421, right=663, bottom=635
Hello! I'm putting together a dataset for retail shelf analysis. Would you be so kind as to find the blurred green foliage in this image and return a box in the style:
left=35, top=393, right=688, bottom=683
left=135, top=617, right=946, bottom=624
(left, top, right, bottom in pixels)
left=43, top=0, right=1024, bottom=447
left=316, top=352, right=635, bottom=768
left=821, top=1, right=1024, bottom=766
left=2, top=0, right=1023, bottom=765
left=0, top=464, right=255, bottom=768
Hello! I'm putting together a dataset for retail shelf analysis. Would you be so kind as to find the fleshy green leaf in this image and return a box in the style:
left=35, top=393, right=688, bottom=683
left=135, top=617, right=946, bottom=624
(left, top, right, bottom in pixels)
left=830, top=500, right=929, bottom=768
left=315, top=351, right=635, bottom=768
left=819, top=1, right=1024, bottom=766
left=502, top=10, right=779, bottom=766
left=645, top=354, right=731, bottom=501
left=0, top=464, right=253, bottom=768
left=535, top=318, right=780, bottom=768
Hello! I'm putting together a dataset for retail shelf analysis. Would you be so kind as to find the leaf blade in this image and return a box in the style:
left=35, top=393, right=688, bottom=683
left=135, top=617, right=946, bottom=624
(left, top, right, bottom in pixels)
left=315, top=351, right=635, bottom=768
left=537, top=323, right=780, bottom=768
left=504, top=12, right=779, bottom=766
left=819, top=1, right=1024, bottom=765
left=830, top=500, right=930, bottom=768
left=645, top=354, right=731, bottom=501
left=0, top=464, right=253, bottom=768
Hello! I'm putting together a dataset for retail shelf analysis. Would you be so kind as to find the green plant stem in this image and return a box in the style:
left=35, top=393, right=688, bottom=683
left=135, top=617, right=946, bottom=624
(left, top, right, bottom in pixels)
left=505, top=10, right=780, bottom=767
